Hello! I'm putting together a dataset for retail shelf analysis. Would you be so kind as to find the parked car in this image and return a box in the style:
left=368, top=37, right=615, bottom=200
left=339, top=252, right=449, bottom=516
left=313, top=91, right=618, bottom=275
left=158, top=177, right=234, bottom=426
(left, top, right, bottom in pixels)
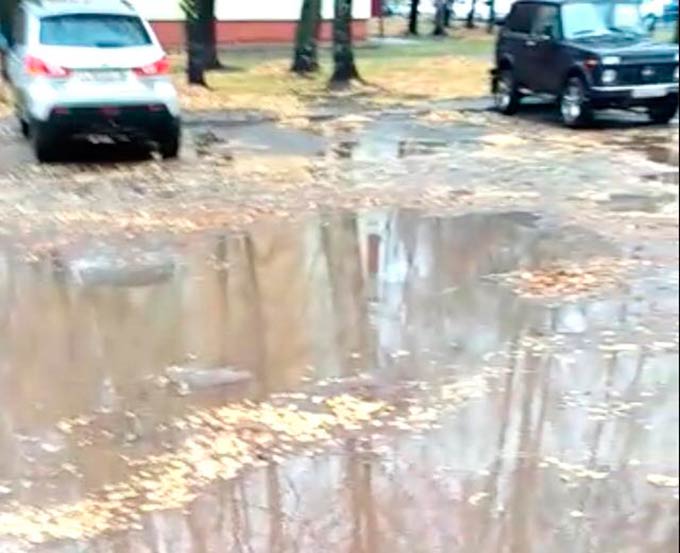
left=0, top=0, right=180, bottom=161
left=492, top=0, right=680, bottom=127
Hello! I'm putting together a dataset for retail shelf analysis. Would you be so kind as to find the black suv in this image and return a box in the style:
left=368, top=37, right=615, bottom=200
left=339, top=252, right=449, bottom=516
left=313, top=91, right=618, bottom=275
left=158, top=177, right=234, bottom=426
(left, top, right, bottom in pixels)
left=492, top=0, right=679, bottom=126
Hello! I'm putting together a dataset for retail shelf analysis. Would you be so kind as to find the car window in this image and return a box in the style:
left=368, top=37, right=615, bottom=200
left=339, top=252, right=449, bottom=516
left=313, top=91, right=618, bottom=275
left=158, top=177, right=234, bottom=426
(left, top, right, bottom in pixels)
left=531, top=4, right=560, bottom=37
left=608, top=2, right=645, bottom=33
left=39, top=14, right=152, bottom=47
left=562, top=1, right=645, bottom=38
left=507, top=3, right=537, bottom=33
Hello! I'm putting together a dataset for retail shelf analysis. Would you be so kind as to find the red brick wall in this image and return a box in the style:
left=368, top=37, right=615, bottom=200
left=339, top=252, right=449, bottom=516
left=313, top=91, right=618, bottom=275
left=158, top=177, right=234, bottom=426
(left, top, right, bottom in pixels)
left=151, top=20, right=368, bottom=49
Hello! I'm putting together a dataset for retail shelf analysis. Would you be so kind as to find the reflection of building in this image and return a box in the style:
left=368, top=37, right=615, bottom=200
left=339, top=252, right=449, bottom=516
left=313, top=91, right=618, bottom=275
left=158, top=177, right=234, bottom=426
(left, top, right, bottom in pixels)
left=131, top=0, right=371, bottom=48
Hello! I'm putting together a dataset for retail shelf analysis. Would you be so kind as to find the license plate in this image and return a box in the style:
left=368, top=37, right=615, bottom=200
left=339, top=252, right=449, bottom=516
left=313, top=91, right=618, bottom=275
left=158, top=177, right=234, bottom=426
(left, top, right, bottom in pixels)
left=77, top=70, right=126, bottom=83
left=632, top=86, right=667, bottom=99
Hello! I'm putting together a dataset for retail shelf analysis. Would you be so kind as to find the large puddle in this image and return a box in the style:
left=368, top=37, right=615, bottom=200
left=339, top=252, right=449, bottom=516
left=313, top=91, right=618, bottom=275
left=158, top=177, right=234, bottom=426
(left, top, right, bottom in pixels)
left=0, top=209, right=677, bottom=551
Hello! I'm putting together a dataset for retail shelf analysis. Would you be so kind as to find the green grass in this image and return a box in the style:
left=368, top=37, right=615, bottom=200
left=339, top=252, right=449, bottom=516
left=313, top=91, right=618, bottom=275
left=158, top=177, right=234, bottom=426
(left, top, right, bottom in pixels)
left=652, top=26, right=676, bottom=43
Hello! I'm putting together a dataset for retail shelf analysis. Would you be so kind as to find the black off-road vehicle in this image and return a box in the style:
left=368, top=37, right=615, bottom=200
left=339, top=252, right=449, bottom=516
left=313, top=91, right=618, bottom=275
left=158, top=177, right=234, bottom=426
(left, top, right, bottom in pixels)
left=492, top=0, right=679, bottom=126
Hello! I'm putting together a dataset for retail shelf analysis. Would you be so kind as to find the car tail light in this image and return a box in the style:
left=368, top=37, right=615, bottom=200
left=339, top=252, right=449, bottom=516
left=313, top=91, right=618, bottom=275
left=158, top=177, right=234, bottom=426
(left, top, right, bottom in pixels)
left=25, top=55, right=71, bottom=78
left=133, top=56, right=170, bottom=77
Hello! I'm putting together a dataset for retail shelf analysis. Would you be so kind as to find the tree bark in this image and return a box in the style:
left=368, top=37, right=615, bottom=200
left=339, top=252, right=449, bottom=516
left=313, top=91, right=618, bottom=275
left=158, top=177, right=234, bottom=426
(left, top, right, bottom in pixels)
left=182, top=0, right=208, bottom=85
left=330, top=0, right=360, bottom=86
left=443, top=0, right=453, bottom=27
left=466, top=0, right=477, bottom=28
left=408, top=0, right=420, bottom=35
left=291, top=0, right=322, bottom=74
left=204, top=0, right=222, bottom=69
left=487, top=0, right=496, bottom=32
left=433, top=0, right=447, bottom=35
left=0, top=0, right=16, bottom=45
left=186, top=23, right=207, bottom=84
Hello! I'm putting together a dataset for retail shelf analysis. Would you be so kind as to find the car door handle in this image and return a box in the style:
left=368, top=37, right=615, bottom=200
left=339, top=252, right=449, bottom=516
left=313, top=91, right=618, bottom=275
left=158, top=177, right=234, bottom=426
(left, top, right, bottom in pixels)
left=525, top=39, right=537, bottom=47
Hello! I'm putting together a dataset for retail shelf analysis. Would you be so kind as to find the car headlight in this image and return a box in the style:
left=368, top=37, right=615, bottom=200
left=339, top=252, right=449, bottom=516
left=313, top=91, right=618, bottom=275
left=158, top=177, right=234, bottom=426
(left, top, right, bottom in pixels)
left=602, top=56, right=621, bottom=65
left=602, top=69, right=618, bottom=84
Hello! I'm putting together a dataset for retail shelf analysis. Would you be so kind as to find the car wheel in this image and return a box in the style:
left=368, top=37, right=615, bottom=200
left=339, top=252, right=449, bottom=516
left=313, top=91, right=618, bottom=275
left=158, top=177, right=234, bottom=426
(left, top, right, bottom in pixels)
left=648, top=96, right=679, bottom=125
left=31, top=122, right=57, bottom=163
left=159, top=125, right=181, bottom=160
left=560, top=77, right=593, bottom=128
left=494, top=68, right=521, bottom=115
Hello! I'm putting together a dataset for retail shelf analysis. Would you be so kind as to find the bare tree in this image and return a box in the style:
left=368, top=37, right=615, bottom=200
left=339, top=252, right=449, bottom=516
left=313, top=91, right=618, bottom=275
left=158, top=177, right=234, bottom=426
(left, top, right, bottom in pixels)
left=433, top=0, right=447, bottom=35
left=330, top=0, right=361, bottom=86
left=204, top=0, right=223, bottom=69
left=466, top=0, right=478, bottom=28
left=0, top=0, right=16, bottom=42
left=181, top=0, right=209, bottom=85
left=292, top=0, right=322, bottom=74
left=0, top=0, right=16, bottom=88
left=487, top=0, right=496, bottom=33
left=409, top=0, right=420, bottom=34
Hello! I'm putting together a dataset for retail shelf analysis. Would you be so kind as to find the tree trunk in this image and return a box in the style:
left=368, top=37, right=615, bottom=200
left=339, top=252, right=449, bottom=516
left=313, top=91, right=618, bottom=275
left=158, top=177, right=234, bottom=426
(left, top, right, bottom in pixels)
left=330, top=0, right=360, bottom=86
left=409, top=0, right=420, bottom=35
left=291, top=0, right=322, bottom=74
left=186, top=24, right=207, bottom=85
left=487, top=0, right=496, bottom=32
left=183, top=0, right=208, bottom=85
left=443, top=0, right=453, bottom=27
left=433, top=0, right=447, bottom=35
left=204, top=0, right=222, bottom=69
left=466, top=0, right=477, bottom=28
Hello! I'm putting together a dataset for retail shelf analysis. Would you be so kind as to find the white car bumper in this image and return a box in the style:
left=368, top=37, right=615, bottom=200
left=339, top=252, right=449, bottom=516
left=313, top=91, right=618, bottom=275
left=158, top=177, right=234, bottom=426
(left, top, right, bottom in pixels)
left=25, top=76, right=180, bottom=122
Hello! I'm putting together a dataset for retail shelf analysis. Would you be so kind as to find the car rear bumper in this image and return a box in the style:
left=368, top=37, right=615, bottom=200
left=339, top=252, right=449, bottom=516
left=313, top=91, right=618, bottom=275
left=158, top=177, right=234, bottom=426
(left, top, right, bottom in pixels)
left=590, top=83, right=679, bottom=107
left=39, top=105, right=180, bottom=141
left=25, top=78, right=180, bottom=121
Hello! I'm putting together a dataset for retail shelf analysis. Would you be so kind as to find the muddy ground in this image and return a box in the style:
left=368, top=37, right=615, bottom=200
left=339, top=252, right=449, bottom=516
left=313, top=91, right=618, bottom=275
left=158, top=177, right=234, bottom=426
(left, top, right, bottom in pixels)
left=0, top=102, right=678, bottom=552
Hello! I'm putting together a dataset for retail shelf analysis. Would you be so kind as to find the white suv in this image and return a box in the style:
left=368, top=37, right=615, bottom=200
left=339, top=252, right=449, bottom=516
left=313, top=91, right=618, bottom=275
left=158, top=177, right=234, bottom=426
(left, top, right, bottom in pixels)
left=1, top=0, right=180, bottom=161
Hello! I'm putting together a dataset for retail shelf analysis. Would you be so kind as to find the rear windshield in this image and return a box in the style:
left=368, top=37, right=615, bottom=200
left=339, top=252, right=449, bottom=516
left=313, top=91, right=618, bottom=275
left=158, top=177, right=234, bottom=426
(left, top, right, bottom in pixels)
left=40, top=14, right=152, bottom=47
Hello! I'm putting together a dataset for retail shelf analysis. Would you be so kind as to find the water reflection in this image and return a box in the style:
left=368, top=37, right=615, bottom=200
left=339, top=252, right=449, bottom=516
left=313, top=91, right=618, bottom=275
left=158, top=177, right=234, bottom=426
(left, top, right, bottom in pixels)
left=0, top=209, right=677, bottom=552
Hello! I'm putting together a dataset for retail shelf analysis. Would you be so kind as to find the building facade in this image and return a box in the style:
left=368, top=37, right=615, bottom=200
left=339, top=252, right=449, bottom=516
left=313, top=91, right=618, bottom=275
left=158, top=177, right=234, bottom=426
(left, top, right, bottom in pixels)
left=131, top=0, right=372, bottom=48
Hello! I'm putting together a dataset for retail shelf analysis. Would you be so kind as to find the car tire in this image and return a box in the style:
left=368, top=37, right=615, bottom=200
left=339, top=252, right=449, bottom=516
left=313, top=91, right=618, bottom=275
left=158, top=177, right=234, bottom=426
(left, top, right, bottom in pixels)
left=494, top=68, right=521, bottom=115
left=560, top=76, right=593, bottom=128
left=159, top=125, right=181, bottom=160
left=648, top=96, right=678, bottom=125
left=31, top=122, right=57, bottom=163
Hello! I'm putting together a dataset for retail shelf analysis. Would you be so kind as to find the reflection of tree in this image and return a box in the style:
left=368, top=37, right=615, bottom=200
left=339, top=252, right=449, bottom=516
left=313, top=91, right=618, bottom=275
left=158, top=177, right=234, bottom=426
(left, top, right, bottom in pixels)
left=244, top=235, right=268, bottom=398
left=215, top=236, right=229, bottom=365
left=267, top=464, right=284, bottom=553
left=345, top=438, right=380, bottom=553
left=321, top=213, right=374, bottom=374
left=1, top=213, right=678, bottom=552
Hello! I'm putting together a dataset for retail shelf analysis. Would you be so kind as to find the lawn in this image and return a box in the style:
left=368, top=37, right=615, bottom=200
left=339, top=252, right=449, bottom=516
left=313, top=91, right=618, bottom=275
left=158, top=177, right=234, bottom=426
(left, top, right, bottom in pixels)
left=174, top=31, right=495, bottom=118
